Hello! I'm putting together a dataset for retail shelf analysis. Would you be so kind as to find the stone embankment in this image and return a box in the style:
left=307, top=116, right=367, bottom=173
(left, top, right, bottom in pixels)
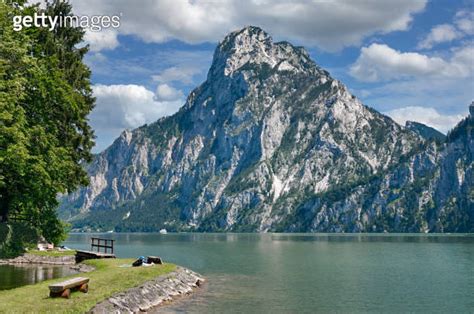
left=90, top=267, right=205, bottom=313
left=0, top=253, right=76, bottom=265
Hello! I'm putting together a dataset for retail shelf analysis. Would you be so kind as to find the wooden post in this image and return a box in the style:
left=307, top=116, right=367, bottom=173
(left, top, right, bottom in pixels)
left=79, top=283, right=88, bottom=293
left=61, top=289, right=71, bottom=299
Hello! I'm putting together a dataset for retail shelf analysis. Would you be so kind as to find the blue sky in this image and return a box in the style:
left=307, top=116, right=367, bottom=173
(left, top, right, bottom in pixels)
left=64, top=0, right=473, bottom=152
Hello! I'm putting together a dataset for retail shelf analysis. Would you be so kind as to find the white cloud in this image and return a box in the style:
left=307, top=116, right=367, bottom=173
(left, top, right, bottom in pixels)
left=152, top=66, right=201, bottom=84
left=417, top=9, right=474, bottom=50
left=70, top=0, right=426, bottom=52
left=349, top=43, right=474, bottom=82
left=455, top=10, right=474, bottom=35
left=84, top=29, right=119, bottom=52
left=90, top=84, right=184, bottom=151
left=83, top=50, right=212, bottom=88
left=155, top=84, right=184, bottom=101
left=353, top=74, right=474, bottom=124
left=417, top=24, right=460, bottom=49
left=384, top=106, right=466, bottom=133
left=350, top=43, right=473, bottom=119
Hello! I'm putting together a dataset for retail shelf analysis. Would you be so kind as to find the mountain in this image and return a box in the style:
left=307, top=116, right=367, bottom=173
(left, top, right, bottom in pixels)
left=405, top=121, right=446, bottom=142
left=287, top=110, right=473, bottom=232
left=58, top=26, right=473, bottom=233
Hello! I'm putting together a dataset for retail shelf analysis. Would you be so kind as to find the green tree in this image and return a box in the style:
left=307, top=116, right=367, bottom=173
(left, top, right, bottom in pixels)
left=0, top=1, right=94, bottom=248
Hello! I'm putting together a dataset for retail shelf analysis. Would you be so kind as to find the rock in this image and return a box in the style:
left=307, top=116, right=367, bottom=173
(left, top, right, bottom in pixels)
left=0, top=253, right=76, bottom=265
left=405, top=121, right=446, bottom=142
left=89, top=267, right=204, bottom=313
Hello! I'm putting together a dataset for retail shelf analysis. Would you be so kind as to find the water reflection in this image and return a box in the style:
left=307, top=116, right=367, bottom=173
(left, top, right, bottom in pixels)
left=270, top=233, right=474, bottom=243
left=0, top=264, right=78, bottom=290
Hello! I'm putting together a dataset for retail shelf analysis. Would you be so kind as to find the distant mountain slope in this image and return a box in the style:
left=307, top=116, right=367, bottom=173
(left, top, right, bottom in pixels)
left=284, top=112, right=473, bottom=232
left=58, top=27, right=472, bottom=233
left=405, top=121, right=446, bottom=142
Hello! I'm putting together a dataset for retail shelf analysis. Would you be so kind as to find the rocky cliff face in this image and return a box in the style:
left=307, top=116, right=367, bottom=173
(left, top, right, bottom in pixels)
left=286, top=114, right=473, bottom=232
left=58, top=26, right=473, bottom=233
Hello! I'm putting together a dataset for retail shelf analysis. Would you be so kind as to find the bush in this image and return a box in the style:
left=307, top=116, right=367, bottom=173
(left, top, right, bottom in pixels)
left=0, top=222, right=39, bottom=258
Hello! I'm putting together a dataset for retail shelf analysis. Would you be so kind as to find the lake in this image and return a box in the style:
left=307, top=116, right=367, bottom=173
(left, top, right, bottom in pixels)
left=62, top=233, right=473, bottom=313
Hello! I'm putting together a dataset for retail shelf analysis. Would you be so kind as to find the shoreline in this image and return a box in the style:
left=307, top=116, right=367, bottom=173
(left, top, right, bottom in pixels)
left=0, top=252, right=96, bottom=274
left=0, top=256, right=204, bottom=313
left=0, top=253, right=76, bottom=265
left=90, top=266, right=204, bottom=313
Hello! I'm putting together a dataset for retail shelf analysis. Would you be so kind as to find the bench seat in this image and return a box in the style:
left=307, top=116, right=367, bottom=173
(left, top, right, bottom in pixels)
left=49, top=277, right=89, bottom=298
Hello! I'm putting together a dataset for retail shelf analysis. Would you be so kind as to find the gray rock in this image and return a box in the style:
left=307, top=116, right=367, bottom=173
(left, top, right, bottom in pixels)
left=0, top=253, right=76, bottom=265
left=89, top=267, right=204, bottom=313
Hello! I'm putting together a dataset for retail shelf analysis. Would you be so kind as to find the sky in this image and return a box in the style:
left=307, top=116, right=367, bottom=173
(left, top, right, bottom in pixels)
left=58, top=0, right=473, bottom=152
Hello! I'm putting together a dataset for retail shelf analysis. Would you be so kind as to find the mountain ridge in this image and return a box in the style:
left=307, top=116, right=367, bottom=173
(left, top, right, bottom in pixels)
left=405, top=121, right=446, bottom=142
left=59, top=26, right=473, bottom=233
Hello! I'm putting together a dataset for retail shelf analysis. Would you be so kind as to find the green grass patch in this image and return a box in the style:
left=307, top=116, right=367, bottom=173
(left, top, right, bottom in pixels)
left=0, top=258, right=176, bottom=313
left=26, top=250, right=77, bottom=257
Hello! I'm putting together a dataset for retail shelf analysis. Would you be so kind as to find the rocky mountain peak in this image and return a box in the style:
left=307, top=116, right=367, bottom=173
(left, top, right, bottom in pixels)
left=218, top=26, right=272, bottom=57
left=210, top=26, right=317, bottom=78
left=222, top=26, right=271, bottom=48
left=469, top=101, right=473, bottom=118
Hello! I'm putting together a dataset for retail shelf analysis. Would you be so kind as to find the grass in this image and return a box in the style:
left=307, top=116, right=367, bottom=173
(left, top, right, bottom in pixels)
left=0, top=258, right=176, bottom=313
left=26, top=250, right=77, bottom=257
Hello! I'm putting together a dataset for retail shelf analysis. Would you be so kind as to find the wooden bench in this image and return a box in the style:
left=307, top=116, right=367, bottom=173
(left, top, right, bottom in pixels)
left=49, top=277, right=89, bottom=299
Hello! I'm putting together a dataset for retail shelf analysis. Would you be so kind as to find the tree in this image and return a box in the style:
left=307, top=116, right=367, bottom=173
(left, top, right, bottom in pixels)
left=0, top=1, right=94, bottom=247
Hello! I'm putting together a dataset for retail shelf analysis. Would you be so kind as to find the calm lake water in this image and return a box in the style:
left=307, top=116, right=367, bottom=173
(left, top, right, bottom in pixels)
left=0, top=264, right=78, bottom=290
left=62, top=233, right=474, bottom=313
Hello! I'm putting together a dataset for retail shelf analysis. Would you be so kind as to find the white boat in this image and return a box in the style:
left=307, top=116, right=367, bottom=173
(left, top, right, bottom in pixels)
left=159, top=229, right=167, bottom=234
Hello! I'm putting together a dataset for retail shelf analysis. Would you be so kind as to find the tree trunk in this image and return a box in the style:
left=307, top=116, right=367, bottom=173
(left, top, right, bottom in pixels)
left=0, top=189, right=9, bottom=223
left=0, top=207, right=7, bottom=223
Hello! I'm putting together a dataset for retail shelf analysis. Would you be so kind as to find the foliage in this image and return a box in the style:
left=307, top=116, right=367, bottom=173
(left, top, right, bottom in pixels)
left=0, top=1, right=94, bottom=247
left=446, top=117, right=472, bottom=142
left=38, top=208, right=71, bottom=245
left=0, top=259, right=176, bottom=313
left=0, top=222, right=39, bottom=258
